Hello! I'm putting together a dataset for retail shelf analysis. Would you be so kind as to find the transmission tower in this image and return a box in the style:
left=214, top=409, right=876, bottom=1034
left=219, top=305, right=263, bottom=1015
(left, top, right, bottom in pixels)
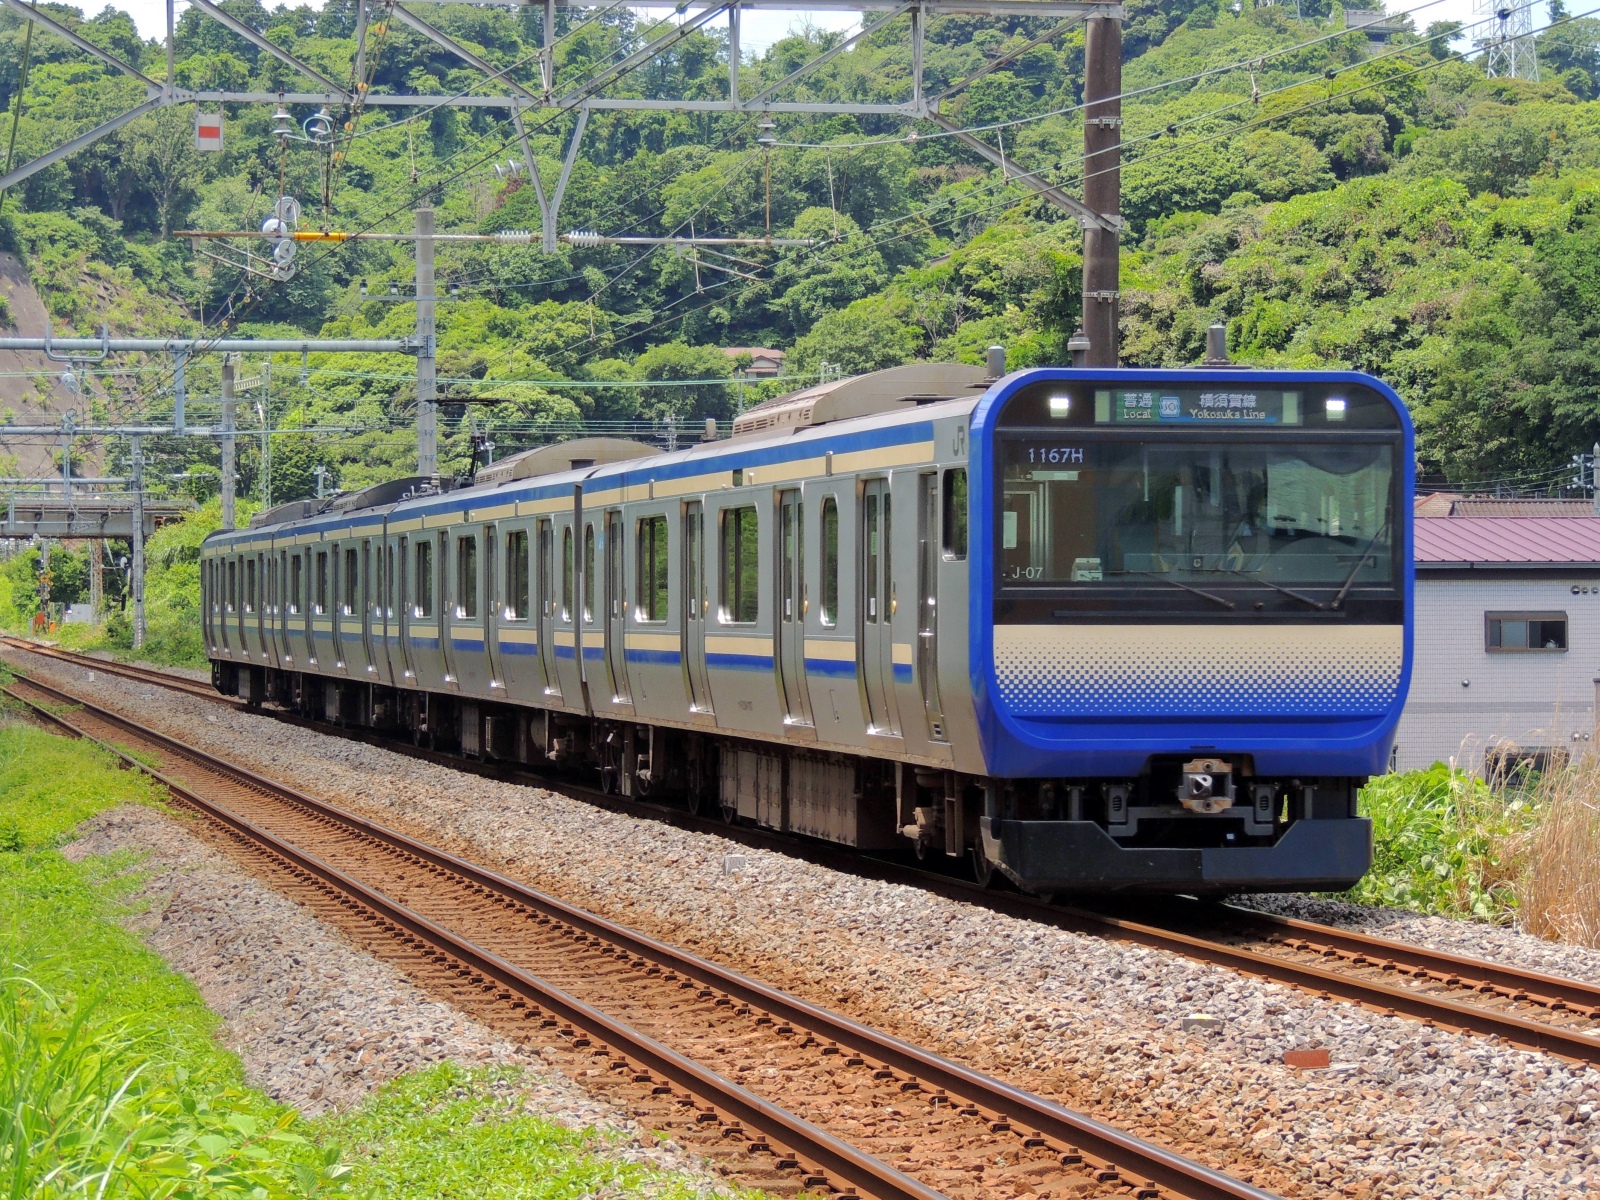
left=1474, top=0, right=1540, bottom=80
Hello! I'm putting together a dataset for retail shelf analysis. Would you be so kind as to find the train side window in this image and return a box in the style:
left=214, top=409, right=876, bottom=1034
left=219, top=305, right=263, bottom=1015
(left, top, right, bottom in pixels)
left=227, top=560, right=237, bottom=612
left=414, top=541, right=433, bottom=617
left=456, top=535, right=478, bottom=619
left=821, top=497, right=839, bottom=626
left=315, top=551, right=328, bottom=614
left=506, top=530, right=529, bottom=619
left=942, top=468, right=968, bottom=560
left=245, top=559, right=256, bottom=613
left=561, top=527, right=574, bottom=621
left=720, top=505, right=758, bottom=624
left=343, top=547, right=358, bottom=615
left=582, top=524, right=596, bottom=623
left=289, top=554, right=302, bottom=614
left=637, top=515, right=668, bottom=622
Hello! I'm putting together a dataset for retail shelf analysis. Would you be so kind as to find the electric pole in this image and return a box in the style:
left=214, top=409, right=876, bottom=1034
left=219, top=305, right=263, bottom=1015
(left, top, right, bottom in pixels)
left=220, top=354, right=237, bottom=529
left=415, top=205, right=439, bottom=477
left=1082, top=13, right=1122, bottom=368
left=131, top=434, right=145, bottom=649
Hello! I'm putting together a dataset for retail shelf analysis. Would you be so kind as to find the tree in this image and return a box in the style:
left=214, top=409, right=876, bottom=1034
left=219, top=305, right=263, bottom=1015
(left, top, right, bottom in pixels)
left=130, top=107, right=203, bottom=237
left=632, top=342, right=734, bottom=423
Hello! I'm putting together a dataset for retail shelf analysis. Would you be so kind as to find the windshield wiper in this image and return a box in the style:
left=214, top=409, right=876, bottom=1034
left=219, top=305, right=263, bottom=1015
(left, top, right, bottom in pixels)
left=1331, top=520, right=1391, bottom=610
left=1222, top=570, right=1325, bottom=610
left=1111, top=571, right=1236, bottom=611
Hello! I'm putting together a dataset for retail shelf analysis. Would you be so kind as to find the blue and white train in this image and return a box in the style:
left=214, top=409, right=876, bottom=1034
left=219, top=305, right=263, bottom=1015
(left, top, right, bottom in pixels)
left=201, top=361, right=1413, bottom=894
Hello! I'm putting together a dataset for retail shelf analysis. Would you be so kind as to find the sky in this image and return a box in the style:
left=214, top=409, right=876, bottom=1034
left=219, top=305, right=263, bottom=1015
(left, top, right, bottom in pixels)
left=107, top=0, right=1537, bottom=74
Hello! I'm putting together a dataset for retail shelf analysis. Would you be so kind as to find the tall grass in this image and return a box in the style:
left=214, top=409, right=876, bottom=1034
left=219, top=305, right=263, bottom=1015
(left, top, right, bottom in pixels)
left=1506, top=758, right=1600, bottom=945
left=0, top=974, right=144, bottom=1199
left=0, top=966, right=348, bottom=1200
left=1354, top=757, right=1600, bottom=945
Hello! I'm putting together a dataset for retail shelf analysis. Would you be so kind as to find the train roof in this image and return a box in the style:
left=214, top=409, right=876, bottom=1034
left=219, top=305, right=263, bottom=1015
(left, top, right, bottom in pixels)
left=207, top=364, right=987, bottom=548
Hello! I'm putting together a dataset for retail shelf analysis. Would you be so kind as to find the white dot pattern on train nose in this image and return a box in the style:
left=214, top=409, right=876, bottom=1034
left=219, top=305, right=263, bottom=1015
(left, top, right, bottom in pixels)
left=992, top=624, right=1404, bottom=717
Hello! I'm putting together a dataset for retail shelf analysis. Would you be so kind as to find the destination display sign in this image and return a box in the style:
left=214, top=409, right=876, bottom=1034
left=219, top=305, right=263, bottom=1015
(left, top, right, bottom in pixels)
left=1094, top=388, right=1303, bottom=426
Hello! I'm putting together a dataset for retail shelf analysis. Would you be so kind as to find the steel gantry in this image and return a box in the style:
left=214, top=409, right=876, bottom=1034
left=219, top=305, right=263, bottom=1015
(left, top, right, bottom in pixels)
left=0, top=0, right=1126, bottom=361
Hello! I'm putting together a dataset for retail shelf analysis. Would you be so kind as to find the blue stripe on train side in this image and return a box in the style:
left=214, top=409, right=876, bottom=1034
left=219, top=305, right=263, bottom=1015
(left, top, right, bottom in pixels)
left=497, top=640, right=539, bottom=656
left=555, top=645, right=575, bottom=660
left=892, top=664, right=913, bottom=684
left=581, top=645, right=605, bottom=661
left=805, top=658, right=857, bottom=679
left=707, top=652, right=775, bottom=672
left=625, top=648, right=682, bottom=665
left=451, top=638, right=486, bottom=652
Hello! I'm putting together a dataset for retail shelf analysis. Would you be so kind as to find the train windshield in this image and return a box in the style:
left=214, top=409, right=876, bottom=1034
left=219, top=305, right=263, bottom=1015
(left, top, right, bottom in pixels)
left=997, top=438, right=1399, bottom=616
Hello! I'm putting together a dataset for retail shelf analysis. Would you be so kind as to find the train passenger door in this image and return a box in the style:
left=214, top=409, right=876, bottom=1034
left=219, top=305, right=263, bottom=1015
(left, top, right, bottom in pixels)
left=361, top=540, right=376, bottom=672
left=917, top=473, right=945, bottom=741
left=775, top=489, right=812, bottom=726
left=858, top=479, right=900, bottom=737
left=396, top=537, right=413, bottom=681
left=682, top=501, right=712, bottom=714
left=484, top=523, right=504, bottom=687
left=604, top=509, right=630, bottom=704
left=537, top=519, right=561, bottom=699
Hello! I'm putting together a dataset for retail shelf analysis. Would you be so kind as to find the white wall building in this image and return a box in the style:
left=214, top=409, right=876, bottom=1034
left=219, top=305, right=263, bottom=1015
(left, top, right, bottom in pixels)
left=1393, top=506, right=1600, bottom=773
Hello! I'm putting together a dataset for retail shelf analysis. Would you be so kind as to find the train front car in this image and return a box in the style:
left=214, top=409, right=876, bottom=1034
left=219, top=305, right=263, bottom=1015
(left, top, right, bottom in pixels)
left=969, top=369, right=1413, bottom=894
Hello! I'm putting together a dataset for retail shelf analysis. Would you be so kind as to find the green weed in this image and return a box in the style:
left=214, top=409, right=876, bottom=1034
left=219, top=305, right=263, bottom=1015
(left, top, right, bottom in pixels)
left=1349, top=763, right=1540, bottom=920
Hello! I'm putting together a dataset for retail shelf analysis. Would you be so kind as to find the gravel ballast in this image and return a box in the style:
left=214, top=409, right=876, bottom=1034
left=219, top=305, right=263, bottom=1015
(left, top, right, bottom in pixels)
left=18, top=649, right=1600, bottom=1200
left=58, top=800, right=726, bottom=1189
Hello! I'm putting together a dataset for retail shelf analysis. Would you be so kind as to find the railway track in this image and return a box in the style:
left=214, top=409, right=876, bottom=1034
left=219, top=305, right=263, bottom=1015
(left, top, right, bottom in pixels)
left=2, top=668, right=1279, bottom=1200
left=11, top=638, right=1600, bottom=1070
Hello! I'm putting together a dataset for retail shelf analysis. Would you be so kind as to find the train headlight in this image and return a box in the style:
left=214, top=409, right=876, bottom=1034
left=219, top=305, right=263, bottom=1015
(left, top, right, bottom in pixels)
left=1048, top=393, right=1072, bottom=417
left=1325, top=397, right=1347, bottom=421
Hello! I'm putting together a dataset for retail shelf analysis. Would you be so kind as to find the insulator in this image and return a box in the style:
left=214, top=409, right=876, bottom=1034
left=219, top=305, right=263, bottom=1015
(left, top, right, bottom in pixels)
left=261, top=216, right=287, bottom=237
left=492, top=230, right=535, bottom=244
left=563, top=230, right=606, bottom=248
left=273, top=239, right=298, bottom=266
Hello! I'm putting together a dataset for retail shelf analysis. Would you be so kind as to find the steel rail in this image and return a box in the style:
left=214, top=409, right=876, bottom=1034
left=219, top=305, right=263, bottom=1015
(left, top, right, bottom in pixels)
left=3, top=679, right=945, bottom=1200
left=1045, top=903, right=1600, bottom=1063
left=12, top=638, right=1600, bottom=1065
left=1212, top=903, right=1600, bottom=1012
left=0, top=640, right=238, bottom=704
left=3, top=664, right=1281, bottom=1200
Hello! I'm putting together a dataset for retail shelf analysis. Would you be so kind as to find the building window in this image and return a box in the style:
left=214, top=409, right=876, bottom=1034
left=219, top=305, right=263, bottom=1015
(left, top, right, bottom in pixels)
left=821, top=497, right=839, bottom=626
left=942, top=468, right=968, bottom=560
left=506, top=530, right=530, bottom=620
left=1486, top=611, right=1568, bottom=652
left=720, top=505, right=759, bottom=624
left=637, top=515, right=669, bottom=622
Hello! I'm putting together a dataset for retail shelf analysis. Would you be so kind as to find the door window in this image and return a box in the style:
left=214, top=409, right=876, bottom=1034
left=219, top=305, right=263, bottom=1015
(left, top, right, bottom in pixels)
left=414, top=541, right=433, bottom=617
left=562, top=527, right=574, bottom=620
left=821, top=497, right=839, bottom=626
left=456, top=536, right=478, bottom=619
left=943, top=468, right=968, bottom=559
left=720, top=506, right=758, bottom=624
left=343, top=547, right=358, bottom=615
left=506, top=530, right=529, bottom=619
left=637, top=515, right=669, bottom=622
left=582, top=524, right=596, bottom=622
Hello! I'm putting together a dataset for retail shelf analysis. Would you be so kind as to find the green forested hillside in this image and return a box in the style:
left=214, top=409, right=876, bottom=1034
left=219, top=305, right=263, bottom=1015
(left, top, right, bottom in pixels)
left=3, top=0, right=1600, bottom=496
